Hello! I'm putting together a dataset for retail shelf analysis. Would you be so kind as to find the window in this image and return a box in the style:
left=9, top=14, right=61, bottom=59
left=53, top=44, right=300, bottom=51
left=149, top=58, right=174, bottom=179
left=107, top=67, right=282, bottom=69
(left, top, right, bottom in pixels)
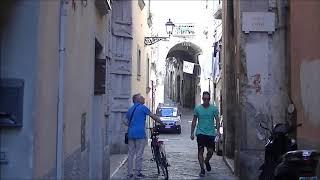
left=138, top=0, right=145, bottom=10
left=94, top=38, right=106, bottom=95
left=157, top=107, right=178, bottom=117
left=137, top=47, right=141, bottom=80
left=146, top=57, right=150, bottom=87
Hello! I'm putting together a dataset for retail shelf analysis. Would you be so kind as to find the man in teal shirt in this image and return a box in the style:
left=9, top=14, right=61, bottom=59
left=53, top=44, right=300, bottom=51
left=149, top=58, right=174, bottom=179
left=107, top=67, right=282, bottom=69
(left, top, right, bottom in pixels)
left=190, top=91, right=220, bottom=177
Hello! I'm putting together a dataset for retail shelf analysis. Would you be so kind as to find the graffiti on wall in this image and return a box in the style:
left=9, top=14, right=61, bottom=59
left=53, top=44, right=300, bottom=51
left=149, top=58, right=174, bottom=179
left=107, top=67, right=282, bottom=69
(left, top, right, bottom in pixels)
left=252, top=74, right=262, bottom=93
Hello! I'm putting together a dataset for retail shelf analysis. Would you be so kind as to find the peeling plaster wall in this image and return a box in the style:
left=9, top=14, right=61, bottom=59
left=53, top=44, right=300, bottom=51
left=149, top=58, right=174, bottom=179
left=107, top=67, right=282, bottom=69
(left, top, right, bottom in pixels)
left=242, top=33, right=288, bottom=149
left=234, top=0, right=289, bottom=179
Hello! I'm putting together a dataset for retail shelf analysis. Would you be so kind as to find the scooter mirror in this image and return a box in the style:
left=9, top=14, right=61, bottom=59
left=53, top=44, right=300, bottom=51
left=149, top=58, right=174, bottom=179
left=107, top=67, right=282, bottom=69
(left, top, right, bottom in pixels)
left=287, top=104, right=295, bottom=114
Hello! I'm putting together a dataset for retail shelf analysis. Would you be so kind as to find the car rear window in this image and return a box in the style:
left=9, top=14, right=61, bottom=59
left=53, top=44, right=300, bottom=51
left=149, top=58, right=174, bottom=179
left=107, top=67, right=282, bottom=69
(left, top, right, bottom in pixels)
left=158, top=107, right=178, bottom=117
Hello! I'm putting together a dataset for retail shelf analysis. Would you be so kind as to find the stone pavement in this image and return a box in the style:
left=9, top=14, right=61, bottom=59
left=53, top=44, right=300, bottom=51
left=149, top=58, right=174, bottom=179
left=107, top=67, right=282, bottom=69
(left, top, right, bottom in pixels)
left=111, top=108, right=237, bottom=180
left=110, top=154, right=128, bottom=178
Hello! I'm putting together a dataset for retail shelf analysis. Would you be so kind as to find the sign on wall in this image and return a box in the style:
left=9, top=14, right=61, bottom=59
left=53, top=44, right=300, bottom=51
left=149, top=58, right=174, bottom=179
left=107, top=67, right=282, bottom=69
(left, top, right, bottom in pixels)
left=242, top=12, right=275, bottom=34
left=173, top=23, right=196, bottom=37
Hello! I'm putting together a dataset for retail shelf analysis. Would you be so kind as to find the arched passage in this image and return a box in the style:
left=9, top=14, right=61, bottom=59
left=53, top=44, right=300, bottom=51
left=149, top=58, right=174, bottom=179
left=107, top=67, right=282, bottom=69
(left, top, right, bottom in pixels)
left=164, top=42, right=202, bottom=108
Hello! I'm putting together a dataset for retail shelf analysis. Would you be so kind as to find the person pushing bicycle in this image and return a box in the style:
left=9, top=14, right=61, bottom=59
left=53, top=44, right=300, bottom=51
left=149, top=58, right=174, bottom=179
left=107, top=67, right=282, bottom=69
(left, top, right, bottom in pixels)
left=124, top=93, right=164, bottom=178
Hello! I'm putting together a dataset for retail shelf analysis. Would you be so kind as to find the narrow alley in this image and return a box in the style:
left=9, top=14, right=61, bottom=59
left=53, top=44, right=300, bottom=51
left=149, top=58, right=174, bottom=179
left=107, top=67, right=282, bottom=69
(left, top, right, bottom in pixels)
left=111, top=108, right=236, bottom=180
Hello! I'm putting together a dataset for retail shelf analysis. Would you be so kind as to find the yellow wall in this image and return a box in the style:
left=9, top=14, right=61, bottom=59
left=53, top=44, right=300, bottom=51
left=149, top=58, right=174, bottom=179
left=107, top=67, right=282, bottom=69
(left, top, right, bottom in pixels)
left=131, top=1, right=151, bottom=105
left=34, top=1, right=60, bottom=177
left=34, top=1, right=107, bottom=177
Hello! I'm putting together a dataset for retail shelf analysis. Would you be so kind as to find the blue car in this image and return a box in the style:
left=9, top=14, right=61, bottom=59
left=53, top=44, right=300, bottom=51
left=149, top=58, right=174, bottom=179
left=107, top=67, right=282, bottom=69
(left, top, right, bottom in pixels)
left=155, top=105, right=181, bottom=134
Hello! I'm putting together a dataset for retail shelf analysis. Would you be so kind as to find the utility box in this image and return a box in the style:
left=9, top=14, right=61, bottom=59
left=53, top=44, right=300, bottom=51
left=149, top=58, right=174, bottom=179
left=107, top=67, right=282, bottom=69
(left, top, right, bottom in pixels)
left=0, top=79, right=24, bottom=128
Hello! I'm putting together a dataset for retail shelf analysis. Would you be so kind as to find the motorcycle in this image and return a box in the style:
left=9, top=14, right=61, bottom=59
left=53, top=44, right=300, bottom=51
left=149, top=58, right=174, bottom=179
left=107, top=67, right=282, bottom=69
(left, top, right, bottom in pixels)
left=274, top=149, right=320, bottom=180
left=259, top=104, right=320, bottom=180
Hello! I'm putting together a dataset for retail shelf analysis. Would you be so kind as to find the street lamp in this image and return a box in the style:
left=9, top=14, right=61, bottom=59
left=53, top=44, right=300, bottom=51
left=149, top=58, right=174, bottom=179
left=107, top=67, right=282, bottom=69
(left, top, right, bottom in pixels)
left=165, top=19, right=175, bottom=37
left=144, top=19, right=175, bottom=46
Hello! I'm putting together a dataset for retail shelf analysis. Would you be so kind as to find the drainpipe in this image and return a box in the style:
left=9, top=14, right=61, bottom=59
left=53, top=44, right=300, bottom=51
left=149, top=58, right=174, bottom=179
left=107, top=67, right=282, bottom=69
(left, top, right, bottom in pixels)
left=57, top=0, right=66, bottom=178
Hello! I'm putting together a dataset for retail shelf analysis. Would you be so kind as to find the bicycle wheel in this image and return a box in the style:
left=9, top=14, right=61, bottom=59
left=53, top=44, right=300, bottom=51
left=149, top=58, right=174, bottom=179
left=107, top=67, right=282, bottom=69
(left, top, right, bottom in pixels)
left=155, top=155, right=161, bottom=175
left=152, top=146, right=161, bottom=174
left=160, top=152, right=169, bottom=180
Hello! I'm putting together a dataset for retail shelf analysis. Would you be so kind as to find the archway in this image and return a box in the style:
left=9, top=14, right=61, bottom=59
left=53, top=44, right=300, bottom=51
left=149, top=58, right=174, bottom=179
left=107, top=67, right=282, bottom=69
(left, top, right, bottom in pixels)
left=165, top=42, right=202, bottom=108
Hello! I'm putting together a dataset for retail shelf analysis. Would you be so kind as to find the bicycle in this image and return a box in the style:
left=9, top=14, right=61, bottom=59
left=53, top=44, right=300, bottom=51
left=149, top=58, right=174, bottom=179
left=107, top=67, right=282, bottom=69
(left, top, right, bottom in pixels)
left=148, top=127, right=169, bottom=180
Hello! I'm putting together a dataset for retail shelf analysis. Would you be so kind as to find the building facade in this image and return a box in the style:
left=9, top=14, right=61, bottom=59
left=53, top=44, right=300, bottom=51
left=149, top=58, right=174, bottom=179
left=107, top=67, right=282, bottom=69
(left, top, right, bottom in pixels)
left=106, top=0, right=152, bottom=155
left=221, top=0, right=320, bottom=179
left=222, top=0, right=289, bottom=179
left=0, top=0, right=111, bottom=179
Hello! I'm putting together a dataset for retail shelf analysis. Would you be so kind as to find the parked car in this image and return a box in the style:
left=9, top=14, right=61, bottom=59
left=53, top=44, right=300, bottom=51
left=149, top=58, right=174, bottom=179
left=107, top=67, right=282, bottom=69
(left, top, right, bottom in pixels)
left=155, top=103, right=181, bottom=134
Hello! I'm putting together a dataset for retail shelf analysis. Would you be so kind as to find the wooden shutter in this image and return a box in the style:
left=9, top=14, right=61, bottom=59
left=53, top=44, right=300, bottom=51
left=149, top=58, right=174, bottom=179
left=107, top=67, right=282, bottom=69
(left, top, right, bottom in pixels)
left=94, top=58, right=106, bottom=95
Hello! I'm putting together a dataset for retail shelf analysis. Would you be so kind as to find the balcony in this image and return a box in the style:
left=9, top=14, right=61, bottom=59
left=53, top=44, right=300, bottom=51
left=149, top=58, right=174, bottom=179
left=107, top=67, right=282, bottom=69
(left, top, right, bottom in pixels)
left=213, top=3, right=222, bottom=19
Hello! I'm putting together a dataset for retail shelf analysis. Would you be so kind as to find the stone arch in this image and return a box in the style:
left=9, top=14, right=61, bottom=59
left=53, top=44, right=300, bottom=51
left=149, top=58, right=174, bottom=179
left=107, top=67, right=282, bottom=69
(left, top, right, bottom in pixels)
left=165, top=42, right=202, bottom=108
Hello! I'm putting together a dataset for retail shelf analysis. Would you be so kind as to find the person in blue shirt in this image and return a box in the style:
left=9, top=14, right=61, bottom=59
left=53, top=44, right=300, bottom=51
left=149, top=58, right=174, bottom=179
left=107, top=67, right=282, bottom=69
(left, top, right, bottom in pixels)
left=125, top=93, right=163, bottom=178
left=190, top=91, right=220, bottom=177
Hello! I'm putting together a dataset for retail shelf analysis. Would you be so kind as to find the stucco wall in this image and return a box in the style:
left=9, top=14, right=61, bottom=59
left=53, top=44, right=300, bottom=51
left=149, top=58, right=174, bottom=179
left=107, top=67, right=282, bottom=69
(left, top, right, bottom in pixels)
left=1, top=1, right=109, bottom=179
left=90, top=3, right=108, bottom=179
left=131, top=1, right=149, bottom=100
left=33, top=1, right=59, bottom=178
left=0, top=1, right=39, bottom=178
left=235, top=0, right=289, bottom=179
left=290, top=1, right=320, bottom=150
left=62, top=1, right=107, bottom=179
left=63, top=1, right=94, bottom=157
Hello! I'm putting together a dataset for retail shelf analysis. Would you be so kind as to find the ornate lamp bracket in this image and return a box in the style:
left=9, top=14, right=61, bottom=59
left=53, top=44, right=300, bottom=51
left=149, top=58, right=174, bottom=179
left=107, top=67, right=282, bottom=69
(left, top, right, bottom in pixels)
left=144, top=37, right=169, bottom=46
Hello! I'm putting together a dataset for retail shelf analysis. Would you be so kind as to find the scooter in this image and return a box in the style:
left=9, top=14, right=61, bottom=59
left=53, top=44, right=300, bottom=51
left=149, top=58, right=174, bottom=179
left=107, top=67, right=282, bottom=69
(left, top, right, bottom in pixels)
left=259, top=104, right=299, bottom=180
left=259, top=104, right=320, bottom=180
left=274, top=149, right=320, bottom=180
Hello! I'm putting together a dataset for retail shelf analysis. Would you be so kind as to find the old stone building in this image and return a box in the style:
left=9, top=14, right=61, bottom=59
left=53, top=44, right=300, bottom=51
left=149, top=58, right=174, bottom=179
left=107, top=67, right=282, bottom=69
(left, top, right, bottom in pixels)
left=106, top=0, right=152, bottom=155
left=221, top=0, right=320, bottom=179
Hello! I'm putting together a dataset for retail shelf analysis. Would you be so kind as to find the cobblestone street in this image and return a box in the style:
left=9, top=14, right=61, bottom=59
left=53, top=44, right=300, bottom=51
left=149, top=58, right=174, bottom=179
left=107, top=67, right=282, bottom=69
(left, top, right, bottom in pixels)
left=111, top=108, right=237, bottom=180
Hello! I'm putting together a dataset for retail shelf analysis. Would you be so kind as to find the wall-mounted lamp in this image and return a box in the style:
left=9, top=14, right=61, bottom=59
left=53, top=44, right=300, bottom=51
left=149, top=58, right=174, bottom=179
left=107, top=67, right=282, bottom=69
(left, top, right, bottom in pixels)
left=145, top=19, right=175, bottom=46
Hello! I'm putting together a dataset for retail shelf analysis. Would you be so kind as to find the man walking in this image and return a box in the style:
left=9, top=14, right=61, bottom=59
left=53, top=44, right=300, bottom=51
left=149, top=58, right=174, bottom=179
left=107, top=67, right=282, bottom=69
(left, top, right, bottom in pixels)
left=125, top=93, right=164, bottom=178
left=190, top=91, right=220, bottom=177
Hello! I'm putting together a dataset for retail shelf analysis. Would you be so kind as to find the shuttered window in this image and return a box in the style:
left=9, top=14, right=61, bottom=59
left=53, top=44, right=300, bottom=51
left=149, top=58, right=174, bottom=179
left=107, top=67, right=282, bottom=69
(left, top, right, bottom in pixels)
left=94, top=38, right=106, bottom=95
left=94, top=58, right=106, bottom=95
left=137, top=47, right=141, bottom=80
